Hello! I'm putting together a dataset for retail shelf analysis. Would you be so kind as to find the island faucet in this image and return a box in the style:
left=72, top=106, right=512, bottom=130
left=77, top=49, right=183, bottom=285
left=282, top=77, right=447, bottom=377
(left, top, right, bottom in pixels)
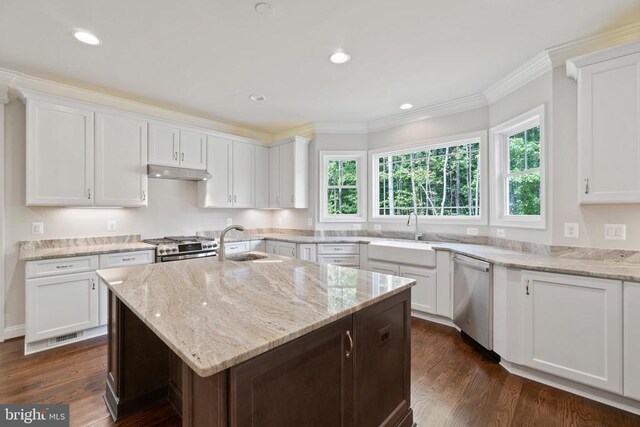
left=218, top=224, right=246, bottom=261
left=407, top=212, right=423, bottom=241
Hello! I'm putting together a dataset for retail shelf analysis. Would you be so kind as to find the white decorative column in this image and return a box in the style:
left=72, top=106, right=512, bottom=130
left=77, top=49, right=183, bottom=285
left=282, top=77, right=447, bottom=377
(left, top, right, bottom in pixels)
left=0, top=85, right=7, bottom=342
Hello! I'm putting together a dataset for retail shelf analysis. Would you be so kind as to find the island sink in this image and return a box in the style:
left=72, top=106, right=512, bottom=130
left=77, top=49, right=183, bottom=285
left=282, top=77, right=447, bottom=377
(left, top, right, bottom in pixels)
left=97, top=253, right=416, bottom=427
left=225, top=252, right=269, bottom=262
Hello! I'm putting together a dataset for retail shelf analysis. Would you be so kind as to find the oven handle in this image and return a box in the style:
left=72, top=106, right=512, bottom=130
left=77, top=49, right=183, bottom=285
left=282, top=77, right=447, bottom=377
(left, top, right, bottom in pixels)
left=160, top=252, right=217, bottom=262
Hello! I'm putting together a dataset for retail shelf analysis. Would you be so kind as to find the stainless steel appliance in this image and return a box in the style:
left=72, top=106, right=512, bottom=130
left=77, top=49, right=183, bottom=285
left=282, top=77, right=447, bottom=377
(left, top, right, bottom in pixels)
left=453, top=254, right=493, bottom=351
left=142, top=236, right=219, bottom=262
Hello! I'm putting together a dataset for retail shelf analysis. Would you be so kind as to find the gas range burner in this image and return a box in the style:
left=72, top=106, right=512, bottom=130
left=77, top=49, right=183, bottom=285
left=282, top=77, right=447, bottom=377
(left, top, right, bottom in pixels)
left=142, top=236, right=219, bottom=262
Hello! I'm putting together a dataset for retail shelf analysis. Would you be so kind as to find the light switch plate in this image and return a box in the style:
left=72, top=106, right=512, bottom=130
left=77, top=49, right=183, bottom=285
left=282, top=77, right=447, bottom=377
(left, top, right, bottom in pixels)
left=307, top=217, right=313, bottom=227
left=564, top=223, right=579, bottom=239
left=604, top=224, right=626, bottom=240
left=107, top=220, right=117, bottom=231
left=226, top=218, right=232, bottom=226
left=496, top=229, right=506, bottom=238
left=466, top=227, right=479, bottom=236
left=31, top=222, right=44, bottom=235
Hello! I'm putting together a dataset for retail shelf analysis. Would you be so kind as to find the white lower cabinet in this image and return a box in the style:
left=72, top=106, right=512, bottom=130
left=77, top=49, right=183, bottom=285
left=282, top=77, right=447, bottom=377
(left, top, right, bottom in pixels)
left=624, top=281, right=640, bottom=401
left=26, top=271, right=99, bottom=342
left=400, top=266, right=437, bottom=315
left=521, top=271, right=622, bottom=393
left=297, top=244, right=317, bottom=262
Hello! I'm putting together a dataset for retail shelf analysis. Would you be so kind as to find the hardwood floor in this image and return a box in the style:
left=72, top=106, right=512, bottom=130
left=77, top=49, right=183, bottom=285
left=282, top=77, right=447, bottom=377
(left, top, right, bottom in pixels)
left=1, top=319, right=639, bottom=426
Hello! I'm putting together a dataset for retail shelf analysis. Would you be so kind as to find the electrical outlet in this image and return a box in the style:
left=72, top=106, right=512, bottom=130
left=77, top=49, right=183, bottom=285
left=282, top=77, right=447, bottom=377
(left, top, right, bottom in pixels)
left=31, top=222, right=44, bottom=235
left=226, top=218, right=232, bottom=226
left=604, top=224, right=626, bottom=240
left=307, top=217, right=313, bottom=227
left=353, top=224, right=362, bottom=231
left=496, top=229, right=506, bottom=238
left=107, top=220, right=117, bottom=231
left=374, top=224, right=382, bottom=232
left=564, top=223, right=579, bottom=239
left=466, top=227, right=479, bottom=236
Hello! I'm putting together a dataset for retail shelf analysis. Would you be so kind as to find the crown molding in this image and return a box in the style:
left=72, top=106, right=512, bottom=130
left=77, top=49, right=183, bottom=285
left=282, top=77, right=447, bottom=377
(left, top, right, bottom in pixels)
left=314, top=122, right=369, bottom=134
left=547, top=21, right=640, bottom=66
left=270, top=123, right=315, bottom=142
left=367, top=94, right=488, bottom=133
left=0, top=67, right=271, bottom=142
left=483, top=51, right=552, bottom=104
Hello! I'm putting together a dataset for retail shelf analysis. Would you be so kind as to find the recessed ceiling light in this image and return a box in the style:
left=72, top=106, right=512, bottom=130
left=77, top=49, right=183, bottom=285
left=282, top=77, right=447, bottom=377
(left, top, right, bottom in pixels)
left=249, top=94, right=266, bottom=102
left=329, top=50, right=351, bottom=64
left=400, top=103, right=413, bottom=110
left=72, top=30, right=101, bottom=45
left=254, top=2, right=275, bottom=16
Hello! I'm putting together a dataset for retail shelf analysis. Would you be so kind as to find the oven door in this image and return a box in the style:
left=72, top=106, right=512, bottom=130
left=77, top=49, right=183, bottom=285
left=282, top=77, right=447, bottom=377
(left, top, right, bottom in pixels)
left=159, top=251, right=217, bottom=262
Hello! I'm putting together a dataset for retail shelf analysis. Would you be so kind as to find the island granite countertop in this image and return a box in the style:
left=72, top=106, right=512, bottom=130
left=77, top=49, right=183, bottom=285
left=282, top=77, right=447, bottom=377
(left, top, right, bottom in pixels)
left=96, top=253, right=415, bottom=377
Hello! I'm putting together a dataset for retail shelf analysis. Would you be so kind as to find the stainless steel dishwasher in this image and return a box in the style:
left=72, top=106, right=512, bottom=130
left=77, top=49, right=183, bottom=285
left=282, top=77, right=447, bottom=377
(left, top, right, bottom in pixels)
left=453, top=254, right=493, bottom=351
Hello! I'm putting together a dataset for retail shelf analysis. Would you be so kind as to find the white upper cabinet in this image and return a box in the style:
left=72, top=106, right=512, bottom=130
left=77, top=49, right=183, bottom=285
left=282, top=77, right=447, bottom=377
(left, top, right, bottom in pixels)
left=255, top=145, right=269, bottom=208
left=521, top=270, right=622, bottom=393
left=624, top=281, right=640, bottom=401
left=179, top=129, right=207, bottom=170
left=148, top=122, right=180, bottom=167
left=568, top=42, right=640, bottom=204
left=95, top=112, right=148, bottom=207
left=269, top=136, right=309, bottom=209
left=25, top=96, right=95, bottom=206
left=198, top=137, right=261, bottom=208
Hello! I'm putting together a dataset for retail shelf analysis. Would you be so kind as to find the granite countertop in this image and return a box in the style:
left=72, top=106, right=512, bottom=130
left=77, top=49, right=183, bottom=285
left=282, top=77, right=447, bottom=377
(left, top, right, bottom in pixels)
left=432, top=243, right=640, bottom=282
left=223, top=234, right=381, bottom=244
left=97, top=253, right=415, bottom=377
left=19, top=242, right=156, bottom=261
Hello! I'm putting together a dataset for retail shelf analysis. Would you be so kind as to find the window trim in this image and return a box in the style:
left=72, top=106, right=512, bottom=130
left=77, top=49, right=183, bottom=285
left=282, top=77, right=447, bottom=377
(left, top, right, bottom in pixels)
left=319, top=151, right=367, bottom=223
left=490, top=105, right=546, bottom=229
left=369, top=131, right=488, bottom=225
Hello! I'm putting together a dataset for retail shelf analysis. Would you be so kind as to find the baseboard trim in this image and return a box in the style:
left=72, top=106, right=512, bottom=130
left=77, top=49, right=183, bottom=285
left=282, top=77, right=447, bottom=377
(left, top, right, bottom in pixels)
left=411, top=311, right=459, bottom=330
left=4, top=324, right=25, bottom=340
left=501, top=360, right=640, bottom=416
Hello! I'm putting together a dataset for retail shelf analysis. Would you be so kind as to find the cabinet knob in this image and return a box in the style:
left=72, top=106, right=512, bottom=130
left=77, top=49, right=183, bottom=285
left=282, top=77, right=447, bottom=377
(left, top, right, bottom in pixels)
left=228, top=195, right=232, bottom=203
left=181, top=153, right=185, bottom=162
left=91, top=279, right=96, bottom=290
left=345, top=330, right=353, bottom=358
left=174, top=152, right=178, bottom=161
left=234, top=195, right=237, bottom=203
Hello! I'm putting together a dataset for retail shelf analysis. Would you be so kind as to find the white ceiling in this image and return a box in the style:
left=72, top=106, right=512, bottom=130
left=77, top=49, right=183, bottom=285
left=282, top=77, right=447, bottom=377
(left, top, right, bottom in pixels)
left=1, top=0, right=639, bottom=134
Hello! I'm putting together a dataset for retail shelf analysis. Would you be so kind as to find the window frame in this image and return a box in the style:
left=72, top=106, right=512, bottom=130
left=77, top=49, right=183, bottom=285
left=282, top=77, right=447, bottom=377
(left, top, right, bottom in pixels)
left=490, top=105, right=546, bottom=229
left=319, top=151, right=367, bottom=223
left=369, top=131, right=488, bottom=225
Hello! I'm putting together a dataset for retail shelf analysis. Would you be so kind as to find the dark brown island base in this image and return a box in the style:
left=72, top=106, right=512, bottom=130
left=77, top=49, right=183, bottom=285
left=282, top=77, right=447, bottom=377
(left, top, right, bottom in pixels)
left=97, top=253, right=415, bottom=427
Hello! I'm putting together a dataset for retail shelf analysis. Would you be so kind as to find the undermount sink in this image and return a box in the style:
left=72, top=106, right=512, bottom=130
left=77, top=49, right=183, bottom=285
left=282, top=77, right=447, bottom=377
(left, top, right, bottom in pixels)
left=368, top=240, right=436, bottom=267
left=227, top=253, right=269, bottom=262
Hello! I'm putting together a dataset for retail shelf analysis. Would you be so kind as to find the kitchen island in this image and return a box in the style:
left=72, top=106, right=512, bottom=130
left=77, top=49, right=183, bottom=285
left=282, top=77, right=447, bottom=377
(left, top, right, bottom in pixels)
left=97, top=252, right=415, bottom=427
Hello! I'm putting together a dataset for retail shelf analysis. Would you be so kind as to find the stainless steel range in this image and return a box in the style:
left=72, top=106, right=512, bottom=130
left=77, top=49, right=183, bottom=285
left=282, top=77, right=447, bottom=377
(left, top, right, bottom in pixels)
left=142, top=236, right=219, bottom=262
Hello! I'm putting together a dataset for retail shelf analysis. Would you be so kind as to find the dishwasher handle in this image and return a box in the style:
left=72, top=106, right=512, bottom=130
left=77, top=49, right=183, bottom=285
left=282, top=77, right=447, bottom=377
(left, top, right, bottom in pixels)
left=453, top=255, right=490, bottom=272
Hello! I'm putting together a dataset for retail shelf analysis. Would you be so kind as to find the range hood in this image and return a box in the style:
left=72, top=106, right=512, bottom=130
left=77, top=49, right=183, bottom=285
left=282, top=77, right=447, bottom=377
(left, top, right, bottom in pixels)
left=147, top=165, right=212, bottom=181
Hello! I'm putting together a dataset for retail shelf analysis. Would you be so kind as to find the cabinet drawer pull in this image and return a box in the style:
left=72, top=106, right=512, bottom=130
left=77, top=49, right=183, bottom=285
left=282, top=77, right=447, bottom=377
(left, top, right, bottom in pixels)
left=142, top=191, right=146, bottom=201
left=122, top=258, right=135, bottom=262
left=584, top=178, right=590, bottom=194
left=91, top=279, right=95, bottom=290
left=345, top=330, right=353, bottom=358
left=55, top=264, right=74, bottom=269
left=526, top=279, right=531, bottom=296
left=234, top=195, right=237, bottom=203
left=87, top=188, right=91, bottom=200
left=181, top=153, right=185, bottom=162
left=174, top=152, right=178, bottom=161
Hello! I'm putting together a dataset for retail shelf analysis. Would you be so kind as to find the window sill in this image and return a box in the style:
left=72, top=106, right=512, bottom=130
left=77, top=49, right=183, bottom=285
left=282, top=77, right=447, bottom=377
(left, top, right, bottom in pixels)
left=371, top=216, right=488, bottom=226
left=318, top=216, right=367, bottom=223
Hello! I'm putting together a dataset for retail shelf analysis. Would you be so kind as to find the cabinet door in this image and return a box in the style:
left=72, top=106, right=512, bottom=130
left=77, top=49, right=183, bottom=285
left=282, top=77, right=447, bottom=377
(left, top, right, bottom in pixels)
left=232, top=141, right=255, bottom=207
left=255, top=145, right=269, bottom=208
left=148, top=122, right=179, bottom=166
left=522, top=271, right=622, bottom=393
left=230, top=316, right=353, bottom=427
left=269, top=146, right=280, bottom=207
left=198, top=136, right=232, bottom=207
left=297, top=244, right=317, bottom=262
left=400, top=266, right=437, bottom=314
left=354, top=290, right=411, bottom=427
left=624, top=281, right=640, bottom=401
left=26, top=272, right=99, bottom=342
left=578, top=52, right=640, bottom=204
left=26, top=99, right=94, bottom=206
left=276, top=242, right=297, bottom=258
left=179, top=129, right=207, bottom=170
left=95, top=112, right=148, bottom=207
left=265, top=240, right=277, bottom=254
left=279, top=142, right=296, bottom=208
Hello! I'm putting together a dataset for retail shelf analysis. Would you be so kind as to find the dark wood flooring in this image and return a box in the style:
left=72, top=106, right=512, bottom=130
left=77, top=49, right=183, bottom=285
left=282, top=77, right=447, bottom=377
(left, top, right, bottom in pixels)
left=1, top=318, right=638, bottom=426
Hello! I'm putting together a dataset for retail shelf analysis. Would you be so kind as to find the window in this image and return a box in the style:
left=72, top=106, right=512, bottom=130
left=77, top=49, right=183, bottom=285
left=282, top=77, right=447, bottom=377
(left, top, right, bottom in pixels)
left=319, top=151, right=367, bottom=222
left=490, top=105, right=545, bottom=228
left=371, top=132, right=487, bottom=223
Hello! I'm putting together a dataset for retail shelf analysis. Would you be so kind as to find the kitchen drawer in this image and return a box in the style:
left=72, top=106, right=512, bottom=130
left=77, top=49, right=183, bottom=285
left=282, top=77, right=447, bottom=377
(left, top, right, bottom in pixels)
left=99, top=250, right=155, bottom=269
left=318, top=255, right=360, bottom=267
left=318, top=244, right=360, bottom=255
left=225, top=241, right=250, bottom=255
left=276, top=242, right=297, bottom=258
left=26, top=255, right=99, bottom=279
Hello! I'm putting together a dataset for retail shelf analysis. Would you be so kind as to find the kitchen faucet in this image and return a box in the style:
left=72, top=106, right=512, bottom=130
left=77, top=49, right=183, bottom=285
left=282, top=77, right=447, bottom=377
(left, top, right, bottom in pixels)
left=218, top=224, right=246, bottom=261
left=406, top=212, right=423, bottom=241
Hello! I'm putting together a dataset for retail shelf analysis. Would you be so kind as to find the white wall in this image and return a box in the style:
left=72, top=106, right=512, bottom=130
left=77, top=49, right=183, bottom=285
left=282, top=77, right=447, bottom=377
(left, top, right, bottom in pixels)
left=3, top=90, right=273, bottom=329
